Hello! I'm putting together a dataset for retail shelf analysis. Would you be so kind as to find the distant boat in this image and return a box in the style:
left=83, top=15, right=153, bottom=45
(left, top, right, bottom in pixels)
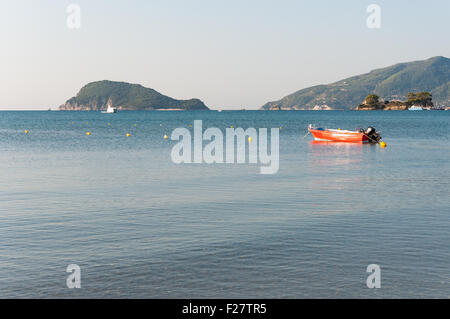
left=102, top=106, right=117, bottom=113
left=308, top=124, right=381, bottom=143
left=409, top=105, right=423, bottom=111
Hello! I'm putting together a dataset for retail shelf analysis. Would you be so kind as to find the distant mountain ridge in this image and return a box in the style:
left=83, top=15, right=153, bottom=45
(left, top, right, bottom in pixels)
left=59, top=80, right=209, bottom=111
left=261, top=56, right=450, bottom=110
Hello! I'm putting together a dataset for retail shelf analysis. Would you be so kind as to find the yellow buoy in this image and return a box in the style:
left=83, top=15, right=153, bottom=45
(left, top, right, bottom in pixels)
left=164, top=135, right=168, bottom=139
left=280, top=126, right=283, bottom=130
left=108, top=122, right=111, bottom=126
left=86, top=122, right=88, bottom=125
left=189, top=124, right=192, bottom=128
left=134, top=124, right=137, bottom=127
left=248, top=137, right=253, bottom=143
left=72, top=121, right=74, bottom=125
left=24, top=130, right=29, bottom=134
left=86, top=132, right=91, bottom=136
left=126, top=133, right=131, bottom=137
left=380, top=141, right=387, bottom=148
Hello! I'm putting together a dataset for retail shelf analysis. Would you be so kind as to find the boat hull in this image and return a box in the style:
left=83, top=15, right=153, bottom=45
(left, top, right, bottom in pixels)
left=102, top=107, right=117, bottom=114
left=309, top=128, right=369, bottom=143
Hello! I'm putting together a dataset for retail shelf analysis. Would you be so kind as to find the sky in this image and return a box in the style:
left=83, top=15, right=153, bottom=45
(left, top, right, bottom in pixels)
left=0, top=0, right=449, bottom=110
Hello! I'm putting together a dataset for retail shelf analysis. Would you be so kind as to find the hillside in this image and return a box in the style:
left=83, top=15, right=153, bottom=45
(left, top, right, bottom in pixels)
left=59, top=80, right=209, bottom=111
left=261, top=56, right=450, bottom=110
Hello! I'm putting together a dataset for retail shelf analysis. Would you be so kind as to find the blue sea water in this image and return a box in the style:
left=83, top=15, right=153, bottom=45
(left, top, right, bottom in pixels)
left=0, top=110, right=449, bottom=298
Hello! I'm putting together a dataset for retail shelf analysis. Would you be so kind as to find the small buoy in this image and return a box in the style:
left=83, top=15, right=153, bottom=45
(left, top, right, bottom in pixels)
left=160, top=123, right=163, bottom=127
left=86, top=122, right=88, bottom=125
left=72, top=121, right=74, bottom=125
left=86, top=132, right=91, bottom=136
left=280, top=126, right=283, bottom=130
left=108, top=122, right=111, bottom=126
left=126, top=133, right=131, bottom=137
left=164, top=135, right=168, bottom=139
left=134, top=124, right=137, bottom=127
left=189, top=124, right=192, bottom=128
left=248, top=137, right=253, bottom=143
left=24, top=130, right=29, bottom=134
left=380, top=141, right=387, bottom=148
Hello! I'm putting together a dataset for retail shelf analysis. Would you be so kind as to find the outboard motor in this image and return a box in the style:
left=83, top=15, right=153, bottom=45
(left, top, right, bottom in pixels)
left=365, top=127, right=381, bottom=143
left=366, top=127, right=375, bottom=135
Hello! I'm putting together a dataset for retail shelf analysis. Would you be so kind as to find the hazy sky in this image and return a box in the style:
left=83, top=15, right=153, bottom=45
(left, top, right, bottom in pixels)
left=1, top=0, right=449, bottom=109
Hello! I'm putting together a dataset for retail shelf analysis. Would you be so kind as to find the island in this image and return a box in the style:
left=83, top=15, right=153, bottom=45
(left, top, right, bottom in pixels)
left=59, top=80, right=209, bottom=111
left=355, top=92, right=436, bottom=110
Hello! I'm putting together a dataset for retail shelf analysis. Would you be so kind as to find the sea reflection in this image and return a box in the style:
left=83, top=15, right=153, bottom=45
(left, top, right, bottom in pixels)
left=308, top=140, right=368, bottom=168
left=305, top=140, right=371, bottom=199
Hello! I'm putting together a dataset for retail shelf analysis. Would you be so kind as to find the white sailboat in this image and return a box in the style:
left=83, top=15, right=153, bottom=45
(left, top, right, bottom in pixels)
left=102, top=104, right=118, bottom=113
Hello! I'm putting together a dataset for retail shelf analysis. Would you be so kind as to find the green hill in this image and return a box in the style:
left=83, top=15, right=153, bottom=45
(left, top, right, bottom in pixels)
left=60, top=80, right=209, bottom=111
left=261, top=56, right=450, bottom=110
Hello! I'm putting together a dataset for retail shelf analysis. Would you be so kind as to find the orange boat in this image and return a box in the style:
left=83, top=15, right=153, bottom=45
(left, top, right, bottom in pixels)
left=308, top=125, right=381, bottom=143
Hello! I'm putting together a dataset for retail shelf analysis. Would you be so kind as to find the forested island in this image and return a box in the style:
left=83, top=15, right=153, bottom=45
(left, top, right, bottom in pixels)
left=356, top=92, right=438, bottom=110
left=59, top=80, right=209, bottom=111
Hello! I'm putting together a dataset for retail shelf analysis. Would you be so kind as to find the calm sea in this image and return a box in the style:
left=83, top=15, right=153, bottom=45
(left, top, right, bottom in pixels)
left=0, top=110, right=449, bottom=298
